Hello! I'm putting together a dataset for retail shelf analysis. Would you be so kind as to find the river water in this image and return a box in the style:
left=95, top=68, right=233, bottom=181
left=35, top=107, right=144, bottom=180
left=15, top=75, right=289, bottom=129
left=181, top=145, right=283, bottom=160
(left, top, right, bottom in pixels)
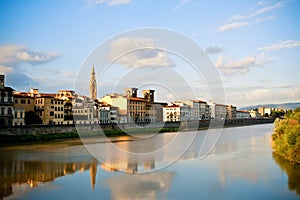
left=0, top=124, right=299, bottom=200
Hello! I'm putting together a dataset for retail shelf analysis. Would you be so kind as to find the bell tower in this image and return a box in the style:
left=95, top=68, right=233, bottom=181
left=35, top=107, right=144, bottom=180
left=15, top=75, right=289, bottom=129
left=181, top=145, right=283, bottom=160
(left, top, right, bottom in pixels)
left=90, top=65, right=97, bottom=100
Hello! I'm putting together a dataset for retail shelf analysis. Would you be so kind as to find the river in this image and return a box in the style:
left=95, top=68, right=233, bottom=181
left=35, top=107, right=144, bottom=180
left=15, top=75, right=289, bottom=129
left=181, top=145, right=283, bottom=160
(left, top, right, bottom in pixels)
left=0, top=124, right=299, bottom=200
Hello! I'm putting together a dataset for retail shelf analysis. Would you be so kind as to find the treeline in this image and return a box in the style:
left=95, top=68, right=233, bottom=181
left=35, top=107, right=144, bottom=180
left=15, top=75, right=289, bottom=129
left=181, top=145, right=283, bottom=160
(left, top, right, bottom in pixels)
left=272, top=107, right=300, bottom=164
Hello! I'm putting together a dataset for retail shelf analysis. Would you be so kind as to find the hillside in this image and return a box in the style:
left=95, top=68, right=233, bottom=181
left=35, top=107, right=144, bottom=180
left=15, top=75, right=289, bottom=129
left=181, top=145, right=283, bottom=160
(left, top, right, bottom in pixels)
left=240, top=102, right=300, bottom=111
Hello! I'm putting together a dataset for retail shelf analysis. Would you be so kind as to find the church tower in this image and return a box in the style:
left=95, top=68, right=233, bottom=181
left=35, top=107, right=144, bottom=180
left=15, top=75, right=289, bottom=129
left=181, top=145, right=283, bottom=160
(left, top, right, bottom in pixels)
left=90, top=65, right=97, bottom=100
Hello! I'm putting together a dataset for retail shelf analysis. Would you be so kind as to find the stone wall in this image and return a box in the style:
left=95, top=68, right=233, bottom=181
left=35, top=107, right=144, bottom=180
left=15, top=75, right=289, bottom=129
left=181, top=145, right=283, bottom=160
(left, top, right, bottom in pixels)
left=0, top=118, right=274, bottom=136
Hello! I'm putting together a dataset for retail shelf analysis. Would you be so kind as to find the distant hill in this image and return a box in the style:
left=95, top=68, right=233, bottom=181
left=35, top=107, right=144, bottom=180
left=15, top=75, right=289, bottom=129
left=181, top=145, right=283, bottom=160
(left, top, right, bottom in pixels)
left=239, top=102, right=300, bottom=111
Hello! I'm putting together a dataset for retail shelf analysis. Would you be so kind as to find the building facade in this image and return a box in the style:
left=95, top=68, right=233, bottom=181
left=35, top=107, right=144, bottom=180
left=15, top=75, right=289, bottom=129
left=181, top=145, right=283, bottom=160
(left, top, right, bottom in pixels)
left=13, top=108, right=25, bottom=126
left=226, top=105, right=237, bottom=119
left=236, top=110, right=251, bottom=118
left=0, top=75, right=14, bottom=127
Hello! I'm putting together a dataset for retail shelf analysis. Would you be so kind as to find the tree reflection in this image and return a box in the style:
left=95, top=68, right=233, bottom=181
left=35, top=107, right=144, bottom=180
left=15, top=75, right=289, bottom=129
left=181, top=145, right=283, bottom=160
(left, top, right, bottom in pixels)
left=273, top=152, right=300, bottom=196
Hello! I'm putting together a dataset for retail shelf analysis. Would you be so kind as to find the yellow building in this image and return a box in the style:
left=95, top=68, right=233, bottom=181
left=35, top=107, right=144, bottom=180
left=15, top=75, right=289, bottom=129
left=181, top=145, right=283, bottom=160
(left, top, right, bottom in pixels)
left=13, top=93, right=35, bottom=112
left=35, top=95, right=64, bottom=125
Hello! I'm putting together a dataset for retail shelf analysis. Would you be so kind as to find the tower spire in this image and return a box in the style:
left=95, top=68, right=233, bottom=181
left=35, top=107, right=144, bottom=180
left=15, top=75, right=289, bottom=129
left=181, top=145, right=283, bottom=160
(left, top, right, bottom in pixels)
left=90, top=65, right=97, bottom=100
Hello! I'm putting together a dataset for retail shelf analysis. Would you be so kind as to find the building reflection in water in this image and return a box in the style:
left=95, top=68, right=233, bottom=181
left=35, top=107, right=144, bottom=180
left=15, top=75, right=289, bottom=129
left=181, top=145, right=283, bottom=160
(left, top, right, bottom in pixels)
left=273, top=152, right=300, bottom=196
left=0, top=158, right=99, bottom=199
left=0, top=152, right=175, bottom=200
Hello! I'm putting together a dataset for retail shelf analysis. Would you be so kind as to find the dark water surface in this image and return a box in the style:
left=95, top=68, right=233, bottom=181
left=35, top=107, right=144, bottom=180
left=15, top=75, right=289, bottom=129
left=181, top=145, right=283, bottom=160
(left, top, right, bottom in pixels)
left=0, top=124, right=299, bottom=200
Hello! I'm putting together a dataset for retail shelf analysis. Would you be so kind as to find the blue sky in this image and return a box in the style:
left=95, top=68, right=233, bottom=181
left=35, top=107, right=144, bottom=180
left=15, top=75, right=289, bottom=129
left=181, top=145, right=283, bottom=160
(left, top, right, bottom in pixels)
left=0, top=0, right=299, bottom=107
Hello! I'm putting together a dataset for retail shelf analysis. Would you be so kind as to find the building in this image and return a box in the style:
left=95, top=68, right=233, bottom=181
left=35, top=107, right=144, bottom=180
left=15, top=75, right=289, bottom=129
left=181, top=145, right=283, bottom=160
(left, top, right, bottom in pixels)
left=258, top=107, right=272, bottom=117
left=126, top=88, right=156, bottom=123
left=56, top=90, right=76, bottom=100
left=226, top=105, right=237, bottom=119
left=101, top=88, right=163, bottom=123
left=13, top=92, right=35, bottom=112
left=0, top=74, right=14, bottom=127
left=249, top=109, right=261, bottom=118
left=236, top=110, right=251, bottom=119
left=175, top=100, right=210, bottom=120
left=163, top=103, right=190, bottom=122
left=163, top=104, right=180, bottom=122
left=98, top=104, right=118, bottom=124
left=35, top=95, right=65, bottom=125
left=13, top=108, right=25, bottom=126
left=72, top=98, right=98, bottom=125
left=90, top=65, right=97, bottom=100
left=100, top=93, right=128, bottom=116
left=209, top=103, right=226, bottom=119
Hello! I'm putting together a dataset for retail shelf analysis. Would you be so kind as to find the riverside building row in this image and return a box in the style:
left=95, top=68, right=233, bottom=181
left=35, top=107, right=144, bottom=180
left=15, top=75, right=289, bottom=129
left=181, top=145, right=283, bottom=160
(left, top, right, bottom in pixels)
left=0, top=69, right=272, bottom=127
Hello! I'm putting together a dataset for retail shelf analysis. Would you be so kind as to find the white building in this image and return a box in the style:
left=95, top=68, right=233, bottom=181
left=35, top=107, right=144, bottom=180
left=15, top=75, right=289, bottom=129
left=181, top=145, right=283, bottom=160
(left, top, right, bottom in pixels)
left=163, top=103, right=191, bottom=122
left=98, top=104, right=118, bottom=124
left=72, top=99, right=98, bottom=125
left=175, top=100, right=210, bottom=120
left=100, top=94, right=127, bottom=116
left=13, top=108, right=25, bottom=126
left=249, top=110, right=261, bottom=118
left=208, top=103, right=226, bottom=119
left=236, top=110, right=251, bottom=119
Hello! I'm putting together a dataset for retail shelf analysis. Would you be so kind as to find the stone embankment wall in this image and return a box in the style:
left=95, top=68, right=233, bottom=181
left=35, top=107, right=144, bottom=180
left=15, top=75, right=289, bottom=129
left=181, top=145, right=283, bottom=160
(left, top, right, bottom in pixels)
left=0, top=118, right=274, bottom=136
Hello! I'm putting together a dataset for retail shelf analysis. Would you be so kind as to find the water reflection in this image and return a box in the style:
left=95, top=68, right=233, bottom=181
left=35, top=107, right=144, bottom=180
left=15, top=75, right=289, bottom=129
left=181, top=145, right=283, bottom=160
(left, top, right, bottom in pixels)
left=273, top=152, right=300, bottom=196
left=103, top=172, right=175, bottom=200
left=0, top=142, right=174, bottom=200
left=1, top=125, right=300, bottom=199
left=0, top=157, right=98, bottom=199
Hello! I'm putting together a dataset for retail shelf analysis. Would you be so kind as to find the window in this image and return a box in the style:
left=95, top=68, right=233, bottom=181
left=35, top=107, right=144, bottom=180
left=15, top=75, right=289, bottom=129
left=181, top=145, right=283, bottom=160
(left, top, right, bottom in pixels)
left=51, top=99, right=54, bottom=104
left=1, top=97, right=4, bottom=102
left=15, top=99, right=18, bottom=104
left=1, top=107, right=4, bottom=115
left=55, top=107, right=57, bottom=111
left=50, top=111, right=54, bottom=116
left=8, top=108, right=12, bottom=115
left=15, top=112, right=18, bottom=118
left=21, top=99, right=26, bottom=104
left=20, top=112, right=23, bottom=118
left=27, top=99, right=30, bottom=104
left=8, top=97, right=12, bottom=103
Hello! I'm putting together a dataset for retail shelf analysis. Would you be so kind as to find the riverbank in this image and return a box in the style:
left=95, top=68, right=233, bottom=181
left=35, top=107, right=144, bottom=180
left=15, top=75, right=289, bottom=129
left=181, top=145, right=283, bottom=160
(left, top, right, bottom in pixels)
left=0, top=118, right=274, bottom=145
left=272, top=108, right=300, bottom=164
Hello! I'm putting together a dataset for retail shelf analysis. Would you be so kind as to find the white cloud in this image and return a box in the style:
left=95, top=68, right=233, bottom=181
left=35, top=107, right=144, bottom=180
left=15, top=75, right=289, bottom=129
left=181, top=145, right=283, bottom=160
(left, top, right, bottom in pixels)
left=0, top=45, right=59, bottom=91
left=217, top=22, right=248, bottom=32
left=257, top=40, right=300, bottom=51
left=205, top=46, right=223, bottom=54
left=285, top=88, right=300, bottom=99
left=174, top=0, right=189, bottom=10
left=217, top=1, right=285, bottom=32
left=0, top=64, right=14, bottom=74
left=215, top=53, right=272, bottom=76
left=87, top=0, right=131, bottom=6
left=0, top=45, right=58, bottom=65
left=246, top=89, right=271, bottom=100
left=240, top=86, right=300, bottom=106
left=109, top=37, right=175, bottom=68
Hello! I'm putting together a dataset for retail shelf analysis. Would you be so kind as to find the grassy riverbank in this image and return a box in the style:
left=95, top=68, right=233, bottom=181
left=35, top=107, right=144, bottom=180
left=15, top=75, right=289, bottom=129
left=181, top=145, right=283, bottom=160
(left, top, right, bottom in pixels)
left=272, top=107, right=300, bottom=164
left=0, top=127, right=179, bottom=145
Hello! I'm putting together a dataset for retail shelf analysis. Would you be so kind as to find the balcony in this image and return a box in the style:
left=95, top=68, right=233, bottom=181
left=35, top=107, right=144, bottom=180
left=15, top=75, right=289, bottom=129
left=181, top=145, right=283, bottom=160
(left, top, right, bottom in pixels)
left=0, top=101, right=13, bottom=106
left=35, top=106, right=45, bottom=111
left=0, top=113, right=13, bottom=117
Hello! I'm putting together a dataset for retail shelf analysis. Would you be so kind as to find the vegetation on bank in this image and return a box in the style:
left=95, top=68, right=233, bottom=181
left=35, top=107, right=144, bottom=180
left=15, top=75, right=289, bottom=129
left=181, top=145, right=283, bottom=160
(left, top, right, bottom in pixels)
left=272, top=107, right=300, bottom=164
left=0, top=127, right=180, bottom=145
